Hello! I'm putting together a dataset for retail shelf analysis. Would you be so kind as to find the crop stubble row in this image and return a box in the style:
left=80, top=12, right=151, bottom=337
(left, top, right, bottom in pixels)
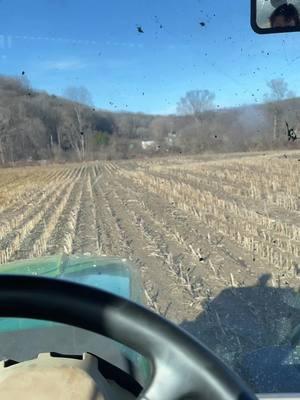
left=0, top=156, right=299, bottom=323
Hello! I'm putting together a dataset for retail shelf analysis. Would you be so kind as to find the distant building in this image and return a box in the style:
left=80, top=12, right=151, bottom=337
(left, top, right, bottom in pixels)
left=141, top=140, right=156, bottom=150
left=166, top=131, right=177, bottom=146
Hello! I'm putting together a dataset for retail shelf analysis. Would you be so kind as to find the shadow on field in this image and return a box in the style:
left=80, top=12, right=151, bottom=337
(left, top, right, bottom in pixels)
left=180, top=274, right=300, bottom=394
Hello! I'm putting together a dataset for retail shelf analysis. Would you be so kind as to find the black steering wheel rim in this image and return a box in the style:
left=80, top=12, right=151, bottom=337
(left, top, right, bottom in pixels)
left=0, top=275, right=257, bottom=400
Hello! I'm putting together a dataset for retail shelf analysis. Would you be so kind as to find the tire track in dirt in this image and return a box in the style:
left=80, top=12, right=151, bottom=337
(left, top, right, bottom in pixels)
left=72, top=168, right=99, bottom=255
left=112, top=179, right=209, bottom=304
left=89, top=165, right=107, bottom=255
left=88, top=165, right=177, bottom=314
left=89, top=168, right=126, bottom=257
left=97, top=173, right=196, bottom=322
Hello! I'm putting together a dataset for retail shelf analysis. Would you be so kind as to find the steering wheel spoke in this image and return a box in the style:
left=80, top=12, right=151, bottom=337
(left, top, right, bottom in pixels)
left=140, top=362, right=195, bottom=400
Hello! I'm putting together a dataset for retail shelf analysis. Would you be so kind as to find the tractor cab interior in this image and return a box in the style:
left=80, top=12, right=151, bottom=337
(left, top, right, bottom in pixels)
left=1, top=1, right=300, bottom=399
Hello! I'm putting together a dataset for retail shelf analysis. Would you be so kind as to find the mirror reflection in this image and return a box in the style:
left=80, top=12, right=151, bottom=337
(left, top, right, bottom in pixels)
left=256, top=0, right=300, bottom=29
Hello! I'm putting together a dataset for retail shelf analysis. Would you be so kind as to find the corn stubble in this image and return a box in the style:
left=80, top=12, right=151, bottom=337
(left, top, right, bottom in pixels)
left=0, top=154, right=300, bottom=311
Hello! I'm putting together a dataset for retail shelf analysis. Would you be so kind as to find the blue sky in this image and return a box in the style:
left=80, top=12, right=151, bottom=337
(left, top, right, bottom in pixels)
left=0, top=0, right=299, bottom=114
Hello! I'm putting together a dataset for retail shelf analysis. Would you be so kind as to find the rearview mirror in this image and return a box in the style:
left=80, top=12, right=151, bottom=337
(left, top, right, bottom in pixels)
left=251, top=0, right=300, bottom=33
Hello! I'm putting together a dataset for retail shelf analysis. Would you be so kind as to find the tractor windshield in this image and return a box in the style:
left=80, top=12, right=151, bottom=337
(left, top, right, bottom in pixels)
left=0, top=0, right=300, bottom=395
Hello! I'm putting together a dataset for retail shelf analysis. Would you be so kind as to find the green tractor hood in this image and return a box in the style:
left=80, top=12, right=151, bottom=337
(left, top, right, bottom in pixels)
left=0, top=255, right=149, bottom=384
left=0, top=254, right=144, bottom=332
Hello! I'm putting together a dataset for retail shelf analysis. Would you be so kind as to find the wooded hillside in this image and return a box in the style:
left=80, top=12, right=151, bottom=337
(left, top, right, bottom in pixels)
left=0, top=75, right=299, bottom=164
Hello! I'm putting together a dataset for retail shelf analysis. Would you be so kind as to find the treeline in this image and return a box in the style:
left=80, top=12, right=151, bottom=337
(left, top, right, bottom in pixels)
left=0, top=75, right=299, bottom=164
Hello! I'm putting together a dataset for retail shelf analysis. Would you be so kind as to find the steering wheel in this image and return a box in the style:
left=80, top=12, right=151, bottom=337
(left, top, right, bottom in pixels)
left=0, top=275, right=257, bottom=400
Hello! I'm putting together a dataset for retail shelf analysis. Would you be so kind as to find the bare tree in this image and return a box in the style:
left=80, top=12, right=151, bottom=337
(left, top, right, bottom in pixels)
left=63, top=86, right=93, bottom=160
left=58, top=116, right=83, bottom=160
left=115, top=113, right=144, bottom=138
left=0, top=107, right=11, bottom=164
left=264, top=78, right=295, bottom=140
left=149, top=117, right=174, bottom=141
left=265, top=79, right=294, bottom=102
left=64, top=86, right=93, bottom=107
left=19, top=75, right=31, bottom=91
left=177, top=90, right=215, bottom=122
